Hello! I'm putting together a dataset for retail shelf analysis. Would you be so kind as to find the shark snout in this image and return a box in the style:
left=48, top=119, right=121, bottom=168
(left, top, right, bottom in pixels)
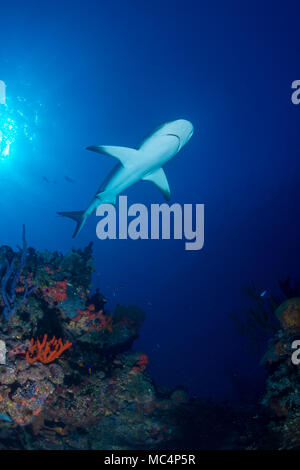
left=169, top=120, right=194, bottom=150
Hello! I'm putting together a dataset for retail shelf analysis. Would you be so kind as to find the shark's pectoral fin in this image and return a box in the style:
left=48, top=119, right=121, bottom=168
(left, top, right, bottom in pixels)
left=142, top=167, right=171, bottom=201
left=86, top=145, right=138, bottom=167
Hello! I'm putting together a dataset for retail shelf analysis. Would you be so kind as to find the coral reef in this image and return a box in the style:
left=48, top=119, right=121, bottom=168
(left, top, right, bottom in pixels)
left=0, top=237, right=209, bottom=449
left=230, top=282, right=280, bottom=353
left=230, top=283, right=300, bottom=449
left=231, top=278, right=300, bottom=355
left=275, top=297, right=300, bottom=330
left=261, top=297, right=300, bottom=449
left=0, top=234, right=298, bottom=450
left=0, top=226, right=35, bottom=320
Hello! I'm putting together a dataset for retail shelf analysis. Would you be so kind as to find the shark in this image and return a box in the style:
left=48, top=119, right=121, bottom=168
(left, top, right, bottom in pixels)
left=58, top=119, right=194, bottom=238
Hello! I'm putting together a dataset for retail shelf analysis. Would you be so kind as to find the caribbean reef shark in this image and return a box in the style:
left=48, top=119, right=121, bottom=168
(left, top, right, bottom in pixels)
left=58, top=119, right=194, bottom=237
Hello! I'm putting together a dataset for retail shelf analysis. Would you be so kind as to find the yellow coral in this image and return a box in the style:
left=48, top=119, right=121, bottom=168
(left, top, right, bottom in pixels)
left=275, top=297, right=300, bottom=330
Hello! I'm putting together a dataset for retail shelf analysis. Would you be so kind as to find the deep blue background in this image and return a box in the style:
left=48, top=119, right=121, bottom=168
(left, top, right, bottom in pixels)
left=0, top=0, right=300, bottom=400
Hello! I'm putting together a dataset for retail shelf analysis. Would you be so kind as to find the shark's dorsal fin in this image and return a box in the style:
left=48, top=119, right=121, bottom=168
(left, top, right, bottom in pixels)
left=86, top=145, right=138, bottom=167
left=142, top=167, right=171, bottom=201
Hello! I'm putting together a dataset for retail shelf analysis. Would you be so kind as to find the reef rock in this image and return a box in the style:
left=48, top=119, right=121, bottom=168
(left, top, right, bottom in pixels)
left=0, top=241, right=205, bottom=449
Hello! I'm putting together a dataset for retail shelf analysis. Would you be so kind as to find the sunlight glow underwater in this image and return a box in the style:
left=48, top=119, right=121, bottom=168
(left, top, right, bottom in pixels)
left=0, top=95, right=39, bottom=161
left=0, top=110, right=17, bottom=160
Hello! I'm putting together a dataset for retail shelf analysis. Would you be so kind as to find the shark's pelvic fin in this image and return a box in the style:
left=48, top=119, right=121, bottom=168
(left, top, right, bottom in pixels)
left=86, top=145, right=138, bottom=168
left=142, top=167, right=171, bottom=201
left=57, top=210, right=87, bottom=238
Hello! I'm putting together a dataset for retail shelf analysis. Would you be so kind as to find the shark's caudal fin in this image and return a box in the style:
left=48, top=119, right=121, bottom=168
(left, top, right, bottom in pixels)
left=86, top=145, right=138, bottom=168
left=57, top=210, right=87, bottom=238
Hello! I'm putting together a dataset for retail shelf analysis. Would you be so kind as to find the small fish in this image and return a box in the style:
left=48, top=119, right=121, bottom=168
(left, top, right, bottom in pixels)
left=260, top=290, right=267, bottom=298
left=65, top=175, right=75, bottom=183
left=0, top=413, right=12, bottom=422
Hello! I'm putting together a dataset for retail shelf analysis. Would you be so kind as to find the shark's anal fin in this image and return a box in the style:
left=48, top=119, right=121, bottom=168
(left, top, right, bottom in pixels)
left=142, top=167, right=171, bottom=201
left=86, top=145, right=138, bottom=168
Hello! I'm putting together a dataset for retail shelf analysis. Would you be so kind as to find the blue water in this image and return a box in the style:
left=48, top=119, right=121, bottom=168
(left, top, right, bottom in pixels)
left=1, top=0, right=300, bottom=401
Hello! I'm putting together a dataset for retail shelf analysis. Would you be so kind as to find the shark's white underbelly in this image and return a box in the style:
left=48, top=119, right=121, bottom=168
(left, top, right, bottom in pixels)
left=86, top=137, right=180, bottom=216
left=85, top=164, right=152, bottom=216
